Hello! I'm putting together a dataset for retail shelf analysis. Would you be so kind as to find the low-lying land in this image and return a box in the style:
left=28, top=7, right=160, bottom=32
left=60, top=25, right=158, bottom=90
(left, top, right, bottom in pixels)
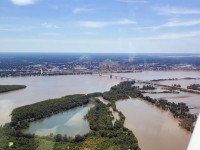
left=0, top=85, right=26, bottom=93
left=0, top=81, right=196, bottom=149
left=141, top=96, right=197, bottom=132
left=1, top=89, right=140, bottom=149
left=187, top=84, right=200, bottom=91
left=101, top=81, right=197, bottom=132
left=11, top=94, right=89, bottom=130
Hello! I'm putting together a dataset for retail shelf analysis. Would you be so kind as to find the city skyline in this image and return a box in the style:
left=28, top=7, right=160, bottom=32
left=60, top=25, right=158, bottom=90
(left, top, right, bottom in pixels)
left=0, top=0, right=200, bottom=53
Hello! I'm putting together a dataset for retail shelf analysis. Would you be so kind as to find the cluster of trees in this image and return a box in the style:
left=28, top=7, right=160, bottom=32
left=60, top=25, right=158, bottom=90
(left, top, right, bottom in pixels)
left=102, top=81, right=142, bottom=102
left=172, top=84, right=181, bottom=88
left=187, top=84, right=200, bottom=91
left=85, top=100, right=140, bottom=150
left=11, top=94, right=89, bottom=130
left=0, top=85, right=26, bottom=93
left=86, top=100, right=113, bottom=131
left=140, top=85, right=156, bottom=90
left=2, top=80, right=196, bottom=149
left=102, top=81, right=196, bottom=132
left=1, top=95, right=140, bottom=149
left=0, top=124, right=39, bottom=150
left=141, top=95, right=197, bottom=132
left=151, top=78, right=178, bottom=82
left=0, top=71, right=93, bottom=78
left=184, top=77, right=200, bottom=80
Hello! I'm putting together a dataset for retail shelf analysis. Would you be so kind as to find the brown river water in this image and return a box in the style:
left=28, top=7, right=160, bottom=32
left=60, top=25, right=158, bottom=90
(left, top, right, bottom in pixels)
left=0, top=71, right=199, bottom=150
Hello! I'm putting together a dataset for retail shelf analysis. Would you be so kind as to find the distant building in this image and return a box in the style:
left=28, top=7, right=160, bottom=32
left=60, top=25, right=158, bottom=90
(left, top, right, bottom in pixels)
left=74, top=65, right=88, bottom=71
left=51, top=67, right=60, bottom=73
left=99, top=60, right=119, bottom=72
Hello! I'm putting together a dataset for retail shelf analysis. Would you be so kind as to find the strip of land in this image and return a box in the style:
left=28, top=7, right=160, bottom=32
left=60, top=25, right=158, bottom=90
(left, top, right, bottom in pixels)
left=0, top=81, right=196, bottom=149
left=0, top=85, right=26, bottom=93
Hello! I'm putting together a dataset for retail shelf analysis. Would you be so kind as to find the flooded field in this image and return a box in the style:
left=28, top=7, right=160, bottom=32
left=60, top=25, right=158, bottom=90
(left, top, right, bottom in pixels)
left=116, top=99, right=191, bottom=150
left=0, top=71, right=199, bottom=149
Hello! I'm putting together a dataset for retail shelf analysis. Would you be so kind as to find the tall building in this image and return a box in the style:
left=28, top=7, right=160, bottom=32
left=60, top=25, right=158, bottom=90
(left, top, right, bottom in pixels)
left=99, top=60, right=119, bottom=72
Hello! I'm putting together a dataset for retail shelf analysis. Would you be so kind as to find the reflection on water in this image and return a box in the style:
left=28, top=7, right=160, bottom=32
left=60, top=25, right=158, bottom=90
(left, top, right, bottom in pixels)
left=116, top=99, right=191, bottom=150
left=23, top=104, right=93, bottom=137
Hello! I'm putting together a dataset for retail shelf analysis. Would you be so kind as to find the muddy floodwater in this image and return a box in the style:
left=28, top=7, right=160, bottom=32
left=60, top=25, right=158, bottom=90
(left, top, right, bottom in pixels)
left=116, top=99, right=191, bottom=150
left=143, top=91, right=200, bottom=114
left=0, top=71, right=199, bottom=150
left=0, top=74, right=120, bottom=125
left=158, top=79, right=200, bottom=89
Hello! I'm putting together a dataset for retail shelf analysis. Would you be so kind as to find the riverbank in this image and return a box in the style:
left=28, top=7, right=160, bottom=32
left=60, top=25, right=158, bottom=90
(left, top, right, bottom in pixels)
left=0, top=77, right=197, bottom=149
left=0, top=91, right=140, bottom=149
left=0, top=85, right=26, bottom=93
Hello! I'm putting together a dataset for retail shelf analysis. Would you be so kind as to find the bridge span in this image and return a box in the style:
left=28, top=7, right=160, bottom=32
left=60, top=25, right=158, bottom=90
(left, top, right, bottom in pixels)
left=100, top=74, right=200, bottom=94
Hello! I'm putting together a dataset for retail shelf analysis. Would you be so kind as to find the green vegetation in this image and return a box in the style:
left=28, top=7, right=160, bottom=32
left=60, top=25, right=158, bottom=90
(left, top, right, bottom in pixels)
left=141, top=95, right=197, bottom=132
left=1, top=80, right=196, bottom=149
left=11, top=94, right=89, bottom=130
left=102, top=81, right=141, bottom=102
left=187, top=84, right=200, bottom=91
left=0, top=124, right=38, bottom=150
left=0, top=85, right=26, bottom=93
left=85, top=100, right=140, bottom=150
left=102, top=81, right=197, bottom=132
left=1, top=96, right=140, bottom=149
left=86, top=100, right=113, bottom=131
left=140, top=85, right=156, bottom=90
left=151, top=78, right=178, bottom=82
left=1, top=85, right=141, bottom=149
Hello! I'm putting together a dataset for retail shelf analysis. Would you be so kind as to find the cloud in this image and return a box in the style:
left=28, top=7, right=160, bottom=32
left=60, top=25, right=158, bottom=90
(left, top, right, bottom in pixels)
left=72, top=7, right=96, bottom=14
left=135, top=31, right=200, bottom=40
left=82, top=32, right=96, bottom=35
left=117, top=0, right=148, bottom=3
left=0, top=27, right=34, bottom=31
left=79, top=19, right=136, bottom=28
left=42, top=23, right=60, bottom=29
left=40, top=33, right=62, bottom=36
left=139, top=20, right=200, bottom=30
left=154, top=6, right=200, bottom=15
left=10, top=0, right=38, bottom=5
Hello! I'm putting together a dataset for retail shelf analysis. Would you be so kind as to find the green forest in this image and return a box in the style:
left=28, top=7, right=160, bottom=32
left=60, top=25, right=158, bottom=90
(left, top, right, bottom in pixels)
left=0, top=95, right=140, bottom=149
left=0, top=80, right=196, bottom=149
left=0, top=85, right=26, bottom=93
left=11, top=94, right=89, bottom=130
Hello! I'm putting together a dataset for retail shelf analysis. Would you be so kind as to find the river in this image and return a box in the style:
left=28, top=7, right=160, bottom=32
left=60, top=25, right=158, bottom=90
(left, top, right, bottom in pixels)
left=116, top=98, right=191, bottom=150
left=0, top=74, right=119, bottom=125
left=0, top=71, right=199, bottom=149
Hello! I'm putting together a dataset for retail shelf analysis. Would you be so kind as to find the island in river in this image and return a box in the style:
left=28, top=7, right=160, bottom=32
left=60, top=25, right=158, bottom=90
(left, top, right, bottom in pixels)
left=0, top=85, right=26, bottom=93
left=0, top=80, right=196, bottom=150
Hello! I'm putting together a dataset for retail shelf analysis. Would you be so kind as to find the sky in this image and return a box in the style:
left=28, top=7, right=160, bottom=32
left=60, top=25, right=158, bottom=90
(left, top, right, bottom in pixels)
left=0, top=0, right=200, bottom=53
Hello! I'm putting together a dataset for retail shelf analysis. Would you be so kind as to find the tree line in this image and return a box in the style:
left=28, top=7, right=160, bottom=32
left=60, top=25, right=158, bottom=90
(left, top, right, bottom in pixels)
left=141, top=95, right=197, bottom=132
left=1, top=80, right=196, bottom=149
left=11, top=94, right=89, bottom=130
left=0, top=85, right=26, bottom=93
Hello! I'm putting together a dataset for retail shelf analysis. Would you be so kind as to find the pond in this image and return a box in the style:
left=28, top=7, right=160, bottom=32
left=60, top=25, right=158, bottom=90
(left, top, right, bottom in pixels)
left=23, top=104, right=93, bottom=137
